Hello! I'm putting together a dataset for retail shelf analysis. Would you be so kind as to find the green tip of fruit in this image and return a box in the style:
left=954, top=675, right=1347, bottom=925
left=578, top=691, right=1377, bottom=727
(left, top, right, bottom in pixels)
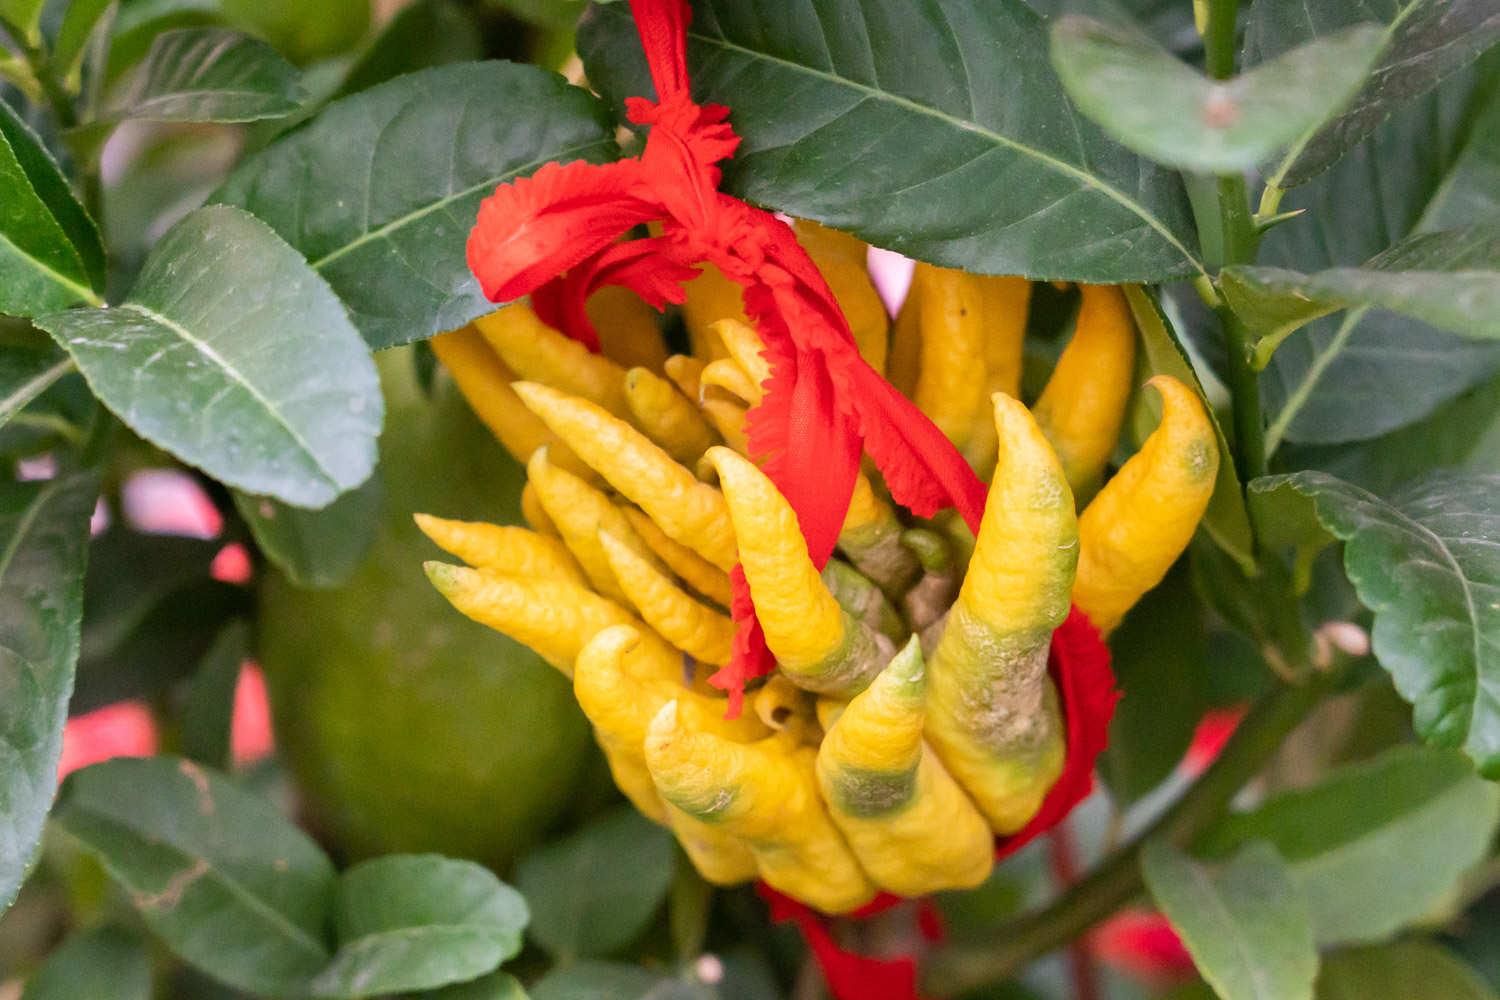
left=882, top=635, right=926, bottom=697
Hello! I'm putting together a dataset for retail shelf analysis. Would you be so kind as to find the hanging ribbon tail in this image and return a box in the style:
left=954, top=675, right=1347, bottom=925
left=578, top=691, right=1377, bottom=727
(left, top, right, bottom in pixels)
left=467, top=158, right=659, bottom=303
left=710, top=566, right=777, bottom=717
left=627, top=0, right=692, bottom=103
left=760, top=886, right=929, bottom=1000
left=996, top=606, right=1119, bottom=861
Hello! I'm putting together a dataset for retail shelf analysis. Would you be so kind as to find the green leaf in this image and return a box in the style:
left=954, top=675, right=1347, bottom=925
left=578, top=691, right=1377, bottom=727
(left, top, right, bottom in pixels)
left=1142, top=841, right=1318, bottom=1000
left=214, top=61, right=617, bottom=349
left=105, top=28, right=304, bottom=123
left=311, top=855, right=526, bottom=998
left=527, top=961, right=671, bottom=1000
left=1424, top=76, right=1500, bottom=231
left=1227, top=226, right=1500, bottom=368
left=51, top=0, right=116, bottom=82
left=1098, top=562, right=1208, bottom=804
left=0, top=99, right=106, bottom=292
left=1317, top=941, right=1500, bottom=1000
left=180, top=620, right=250, bottom=770
left=35, top=204, right=383, bottom=508
left=1260, top=66, right=1500, bottom=449
left=515, top=806, right=675, bottom=960
left=0, top=344, right=75, bottom=434
left=1205, top=746, right=1500, bottom=946
left=1052, top=17, right=1384, bottom=174
left=1249, top=0, right=1500, bottom=188
left=51, top=755, right=337, bottom=996
left=333, top=0, right=483, bottom=100
left=0, top=106, right=102, bottom=316
left=577, top=0, right=1203, bottom=283
left=1259, top=471, right=1500, bottom=773
left=21, top=926, right=152, bottom=1000
left=0, top=0, right=44, bottom=40
left=0, top=472, right=97, bottom=912
left=233, top=475, right=381, bottom=589
left=412, top=970, right=531, bottom=1000
left=1124, top=285, right=1256, bottom=573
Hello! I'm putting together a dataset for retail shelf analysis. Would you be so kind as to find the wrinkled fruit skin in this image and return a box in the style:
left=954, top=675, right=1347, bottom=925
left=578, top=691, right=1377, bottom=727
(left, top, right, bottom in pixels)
left=260, top=351, right=593, bottom=869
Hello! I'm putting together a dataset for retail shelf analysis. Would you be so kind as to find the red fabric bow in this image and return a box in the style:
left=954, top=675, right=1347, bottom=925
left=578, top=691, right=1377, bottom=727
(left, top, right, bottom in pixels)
left=465, top=0, right=988, bottom=713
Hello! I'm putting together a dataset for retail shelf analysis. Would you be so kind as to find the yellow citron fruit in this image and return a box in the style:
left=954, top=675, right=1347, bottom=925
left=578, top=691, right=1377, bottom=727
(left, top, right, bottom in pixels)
left=962, top=276, right=1033, bottom=478
left=707, top=447, right=889, bottom=696
left=700, top=357, right=764, bottom=406
left=817, top=638, right=994, bottom=896
left=925, top=394, right=1077, bottom=833
left=1032, top=284, right=1138, bottom=498
left=476, top=303, right=631, bottom=418
left=412, top=514, right=586, bottom=587
left=620, top=506, right=733, bottom=608
left=513, top=381, right=739, bottom=572
left=912, top=264, right=988, bottom=449
left=888, top=273, right=923, bottom=397
left=428, top=326, right=592, bottom=481
left=623, top=366, right=718, bottom=466
left=586, top=285, right=669, bottom=373
left=526, top=448, right=658, bottom=605
left=754, top=673, right=823, bottom=745
left=794, top=219, right=889, bottom=373
left=711, top=317, right=773, bottom=391
left=680, top=262, right=743, bottom=361
left=519, top=481, right=557, bottom=536
left=698, top=391, right=750, bottom=454
left=1072, top=375, right=1218, bottom=634
left=598, top=529, right=736, bottom=666
left=423, top=563, right=636, bottom=676
left=646, top=701, right=876, bottom=914
left=664, top=353, right=706, bottom=399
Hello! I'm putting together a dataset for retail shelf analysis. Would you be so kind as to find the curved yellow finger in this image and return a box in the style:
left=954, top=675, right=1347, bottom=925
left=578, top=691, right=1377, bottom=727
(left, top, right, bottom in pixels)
left=586, top=285, right=668, bottom=373
left=624, top=367, right=718, bottom=467
left=621, top=506, right=734, bottom=608
left=526, top=448, right=661, bottom=605
left=513, top=381, right=738, bottom=572
left=700, top=358, right=763, bottom=406
left=1033, top=284, right=1137, bottom=498
left=1073, top=375, right=1218, bottom=634
left=520, top=481, right=558, bottom=537
left=475, top=302, right=630, bottom=417
left=753, top=673, right=822, bottom=746
left=925, top=394, right=1077, bottom=833
left=888, top=277, right=922, bottom=397
left=423, top=563, right=636, bottom=676
left=664, top=354, right=706, bottom=400
left=412, top=513, right=585, bottom=586
left=710, top=318, right=772, bottom=390
left=795, top=219, right=888, bottom=374
left=961, top=276, right=1032, bottom=479
left=680, top=263, right=742, bottom=361
left=646, top=702, right=876, bottom=914
left=707, top=447, right=890, bottom=696
left=817, top=638, right=994, bottom=896
left=698, top=392, right=750, bottom=455
left=429, top=326, right=592, bottom=480
left=912, top=265, right=987, bottom=448
left=599, top=529, right=736, bottom=666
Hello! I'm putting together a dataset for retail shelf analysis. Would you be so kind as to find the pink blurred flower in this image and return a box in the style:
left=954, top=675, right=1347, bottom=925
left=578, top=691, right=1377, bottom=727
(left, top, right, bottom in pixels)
left=122, top=469, right=222, bottom=538
left=1093, top=908, right=1194, bottom=988
left=58, top=702, right=158, bottom=778
left=231, top=663, right=274, bottom=765
left=211, top=543, right=253, bottom=584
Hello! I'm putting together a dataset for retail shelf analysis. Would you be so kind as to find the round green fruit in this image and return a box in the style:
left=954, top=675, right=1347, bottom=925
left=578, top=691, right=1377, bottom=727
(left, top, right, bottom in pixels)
left=259, top=351, right=593, bottom=869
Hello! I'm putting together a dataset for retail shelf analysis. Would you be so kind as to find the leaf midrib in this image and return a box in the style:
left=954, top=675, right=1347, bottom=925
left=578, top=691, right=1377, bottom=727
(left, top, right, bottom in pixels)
left=649, top=8, right=1206, bottom=277
left=0, top=228, right=103, bottom=308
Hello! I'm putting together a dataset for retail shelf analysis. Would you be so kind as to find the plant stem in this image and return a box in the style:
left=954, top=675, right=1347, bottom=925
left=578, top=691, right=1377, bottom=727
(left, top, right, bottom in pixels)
left=921, top=673, right=1331, bottom=997
left=1202, top=0, right=1239, bottom=81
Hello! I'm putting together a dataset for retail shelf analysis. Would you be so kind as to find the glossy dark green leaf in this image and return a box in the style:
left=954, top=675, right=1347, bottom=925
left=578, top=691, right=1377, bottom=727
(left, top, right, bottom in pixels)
left=233, top=475, right=381, bottom=589
left=332, top=0, right=483, bottom=100
left=1099, top=563, right=1208, bottom=804
left=1423, top=78, right=1500, bottom=231
left=0, top=105, right=101, bottom=316
left=1143, top=841, right=1317, bottom=1000
left=1318, top=942, right=1499, bottom=1000
left=1052, top=17, right=1384, bottom=174
left=311, top=854, right=528, bottom=998
left=0, top=343, right=75, bottom=433
left=214, top=62, right=617, bottom=349
left=1227, top=226, right=1500, bottom=367
left=515, top=806, right=675, bottom=960
left=0, top=472, right=96, bottom=912
left=1259, top=471, right=1500, bottom=773
left=105, top=28, right=304, bottom=122
left=578, top=0, right=1203, bottom=283
left=1249, top=0, right=1500, bottom=188
left=180, top=620, right=250, bottom=770
left=52, top=756, right=337, bottom=996
left=1205, top=746, right=1500, bottom=945
left=35, top=205, right=382, bottom=507
left=21, top=926, right=152, bottom=1000
left=1124, top=285, right=1255, bottom=572
left=1260, top=67, right=1500, bottom=449
left=0, top=99, right=106, bottom=292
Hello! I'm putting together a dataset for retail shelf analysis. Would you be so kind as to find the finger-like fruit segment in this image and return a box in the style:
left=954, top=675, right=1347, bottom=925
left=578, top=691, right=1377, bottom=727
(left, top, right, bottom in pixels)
left=962, top=276, right=1032, bottom=478
left=680, top=263, right=744, bottom=361
left=795, top=220, right=889, bottom=373
left=624, top=367, right=718, bottom=466
left=514, top=381, right=738, bottom=572
left=621, top=506, right=734, bottom=607
left=646, top=702, right=876, bottom=913
left=700, top=357, right=763, bottom=405
left=599, top=529, right=736, bottom=666
left=707, top=447, right=889, bottom=696
left=925, top=394, right=1077, bottom=833
left=475, top=303, right=630, bottom=417
left=710, top=318, right=773, bottom=392
left=1032, top=285, right=1137, bottom=498
left=587, top=286, right=668, bottom=372
left=912, top=265, right=987, bottom=448
left=837, top=474, right=919, bottom=596
left=1072, top=375, right=1218, bottom=634
left=413, top=514, right=585, bottom=586
left=817, top=638, right=994, bottom=896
